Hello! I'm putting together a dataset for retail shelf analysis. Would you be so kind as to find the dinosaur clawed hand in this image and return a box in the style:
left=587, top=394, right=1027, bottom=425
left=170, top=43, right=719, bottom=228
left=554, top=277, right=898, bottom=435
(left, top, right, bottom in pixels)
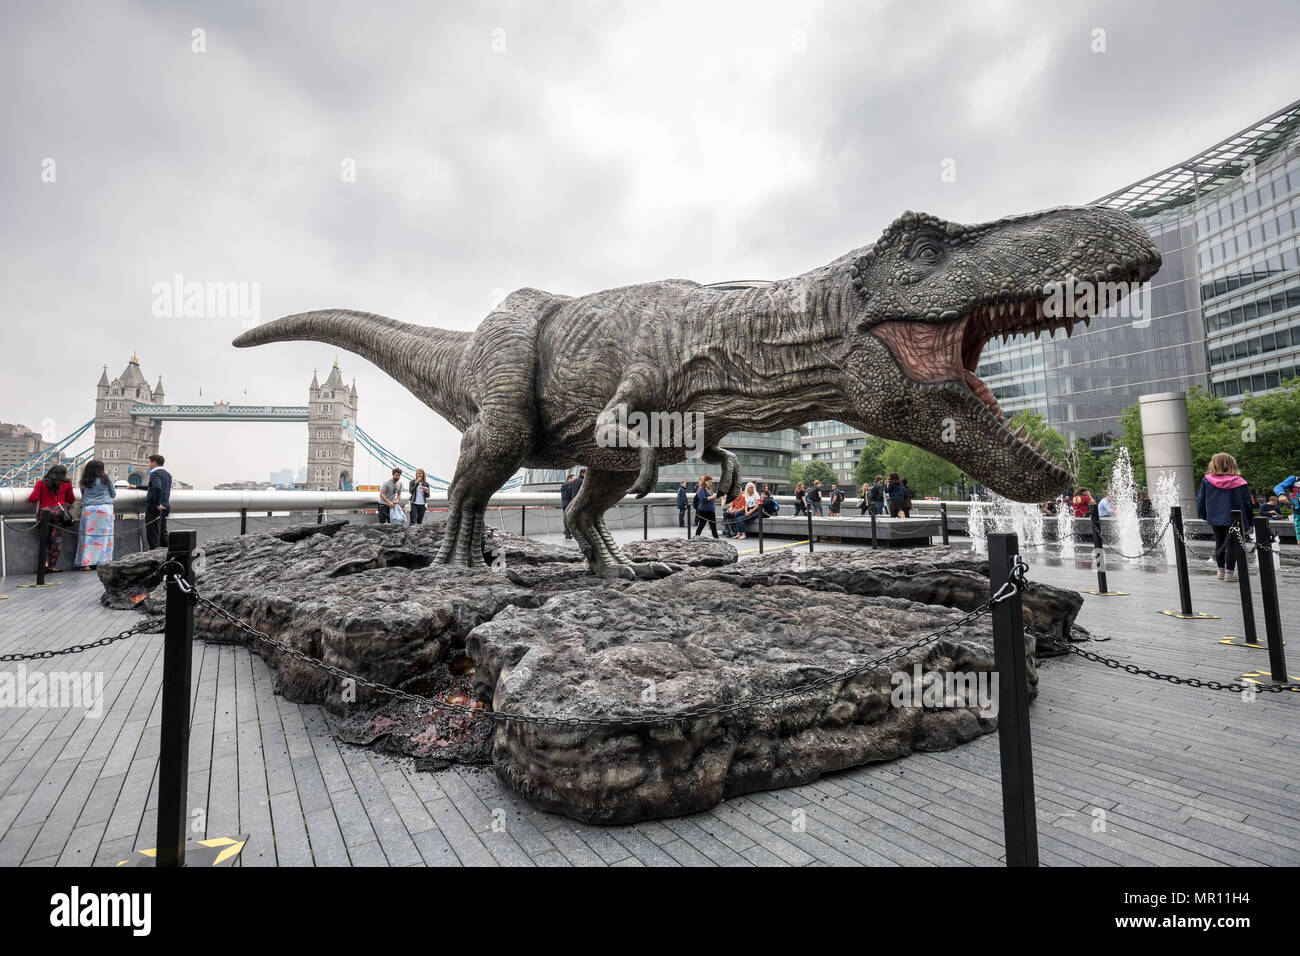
left=630, top=446, right=659, bottom=498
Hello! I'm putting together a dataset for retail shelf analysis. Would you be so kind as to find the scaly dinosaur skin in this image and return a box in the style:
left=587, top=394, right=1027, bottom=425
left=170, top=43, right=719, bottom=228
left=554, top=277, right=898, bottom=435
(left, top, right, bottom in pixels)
left=234, top=205, right=1160, bottom=577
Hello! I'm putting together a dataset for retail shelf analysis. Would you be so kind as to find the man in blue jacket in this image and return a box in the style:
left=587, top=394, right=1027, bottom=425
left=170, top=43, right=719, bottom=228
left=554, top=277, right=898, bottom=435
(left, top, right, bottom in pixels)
left=676, top=479, right=688, bottom=527
left=144, top=454, right=172, bottom=549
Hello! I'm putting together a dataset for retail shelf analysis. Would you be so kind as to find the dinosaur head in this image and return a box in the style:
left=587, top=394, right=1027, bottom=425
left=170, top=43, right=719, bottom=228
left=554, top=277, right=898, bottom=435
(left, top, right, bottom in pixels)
left=840, top=206, right=1161, bottom=502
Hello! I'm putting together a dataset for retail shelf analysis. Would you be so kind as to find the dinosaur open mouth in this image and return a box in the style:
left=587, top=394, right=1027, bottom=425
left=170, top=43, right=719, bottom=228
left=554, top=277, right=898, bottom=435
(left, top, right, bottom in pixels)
left=868, top=270, right=1151, bottom=479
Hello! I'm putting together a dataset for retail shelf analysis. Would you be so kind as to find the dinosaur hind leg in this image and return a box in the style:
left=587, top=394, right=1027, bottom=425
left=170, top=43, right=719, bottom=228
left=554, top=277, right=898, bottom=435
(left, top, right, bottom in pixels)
left=434, top=417, right=527, bottom=568
left=565, top=468, right=677, bottom=579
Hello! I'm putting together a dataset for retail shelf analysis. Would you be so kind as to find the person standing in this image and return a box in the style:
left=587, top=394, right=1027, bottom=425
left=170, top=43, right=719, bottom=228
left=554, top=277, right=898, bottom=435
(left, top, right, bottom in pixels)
left=676, top=479, right=689, bottom=527
left=408, top=468, right=431, bottom=525
left=886, top=472, right=905, bottom=517
left=869, top=475, right=885, bottom=515
left=27, top=464, right=75, bottom=573
left=75, top=459, right=116, bottom=569
left=828, top=483, right=844, bottom=516
left=901, top=478, right=915, bottom=517
left=806, top=480, right=824, bottom=516
left=378, top=467, right=402, bottom=524
left=143, top=454, right=172, bottom=549
left=1198, top=452, right=1254, bottom=582
left=693, top=474, right=718, bottom=538
left=559, top=473, right=576, bottom=537
left=793, top=482, right=807, bottom=517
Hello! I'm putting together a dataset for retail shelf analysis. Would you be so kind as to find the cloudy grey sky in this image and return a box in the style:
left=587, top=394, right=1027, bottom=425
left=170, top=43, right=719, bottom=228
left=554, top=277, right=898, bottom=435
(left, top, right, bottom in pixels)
left=1, top=0, right=1296, bottom=488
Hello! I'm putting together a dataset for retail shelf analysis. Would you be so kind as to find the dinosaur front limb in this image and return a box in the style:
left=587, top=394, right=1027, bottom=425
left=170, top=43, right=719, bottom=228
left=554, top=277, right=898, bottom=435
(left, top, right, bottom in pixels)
left=702, top=445, right=742, bottom=500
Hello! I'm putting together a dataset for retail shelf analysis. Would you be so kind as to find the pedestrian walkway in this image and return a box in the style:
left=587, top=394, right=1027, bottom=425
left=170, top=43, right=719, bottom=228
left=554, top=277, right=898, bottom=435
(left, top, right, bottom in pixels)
left=1, top=547, right=1296, bottom=867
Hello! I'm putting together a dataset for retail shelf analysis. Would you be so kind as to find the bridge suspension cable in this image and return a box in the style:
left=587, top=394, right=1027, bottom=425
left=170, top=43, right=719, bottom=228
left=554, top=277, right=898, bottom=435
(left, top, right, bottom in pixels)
left=343, top=420, right=522, bottom=490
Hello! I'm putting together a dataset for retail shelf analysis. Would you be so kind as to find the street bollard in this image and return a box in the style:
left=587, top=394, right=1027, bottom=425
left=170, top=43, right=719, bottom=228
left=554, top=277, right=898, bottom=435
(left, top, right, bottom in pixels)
left=1089, top=504, right=1108, bottom=594
left=643, top=505, right=648, bottom=541
left=1253, top=516, right=1287, bottom=680
left=870, top=511, right=878, bottom=548
left=1171, top=506, right=1194, bottom=616
left=35, top=510, right=49, bottom=585
left=940, top=503, right=949, bottom=546
left=687, top=503, right=692, bottom=539
left=317, top=507, right=324, bottom=525
left=240, top=507, right=247, bottom=536
left=1231, top=510, right=1258, bottom=646
left=520, top=504, right=526, bottom=537
left=807, top=509, right=814, bottom=553
left=157, top=530, right=196, bottom=867
left=758, top=509, right=764, bottom=554
left=988, top=532, right=1039, bottom=868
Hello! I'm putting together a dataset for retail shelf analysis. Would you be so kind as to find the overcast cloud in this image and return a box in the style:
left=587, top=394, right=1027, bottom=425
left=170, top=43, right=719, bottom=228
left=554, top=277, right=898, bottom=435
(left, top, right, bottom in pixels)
left=1, top=0, right=1296, bottom=488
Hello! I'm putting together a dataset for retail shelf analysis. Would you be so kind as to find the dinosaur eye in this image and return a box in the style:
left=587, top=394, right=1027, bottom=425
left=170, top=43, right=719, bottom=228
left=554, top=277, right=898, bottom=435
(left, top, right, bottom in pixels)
left=910, top=239, right=943, bottom=264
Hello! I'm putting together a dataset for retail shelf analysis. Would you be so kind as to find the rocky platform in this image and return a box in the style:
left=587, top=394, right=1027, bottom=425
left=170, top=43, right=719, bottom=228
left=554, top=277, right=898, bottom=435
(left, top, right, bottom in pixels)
left=100, top=520, right=1083, bottom=823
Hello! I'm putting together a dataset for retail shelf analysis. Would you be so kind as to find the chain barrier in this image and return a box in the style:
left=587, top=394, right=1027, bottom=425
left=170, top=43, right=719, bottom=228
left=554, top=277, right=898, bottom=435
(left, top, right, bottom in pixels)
left=1093, top=516, right=1173, bottom=560
left=1066, top=644, right=1296, bottom=694
left=162, top=562, right=1029, bottom=728
left=0, top=617, right=163, bottom=662
left=1170, top=523, right=1215, bottom=561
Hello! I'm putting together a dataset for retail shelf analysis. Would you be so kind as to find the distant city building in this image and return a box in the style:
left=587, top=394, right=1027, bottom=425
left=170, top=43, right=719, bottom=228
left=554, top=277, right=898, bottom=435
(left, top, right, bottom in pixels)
left=0, top=421, right=66, bottom=475
left=799, top=421, right=870, bottom=485
left=522, top=428, right=801, bottom=493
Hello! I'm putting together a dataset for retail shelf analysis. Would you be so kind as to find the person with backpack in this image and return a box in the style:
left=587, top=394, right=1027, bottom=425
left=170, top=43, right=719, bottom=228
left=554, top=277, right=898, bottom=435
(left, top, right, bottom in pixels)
left=805, top=480, right=824, bottom=516
left=901, top=479, right=915, bottom=517
left=828, top=483, right=845, bottom=516
left=1197, top=452, right=1254, bottom=582
left=27, top=464, right=75, bottom=573
left=760, top=489, right=779, bottom=517
left=693, top=474, right=719, bottom=538
left=886, top=472, right=905, bottom=517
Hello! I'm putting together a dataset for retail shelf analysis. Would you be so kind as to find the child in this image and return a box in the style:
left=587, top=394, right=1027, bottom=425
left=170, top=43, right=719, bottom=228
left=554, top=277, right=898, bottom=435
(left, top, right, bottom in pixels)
left=1197, top=453, right=1253, bottom=582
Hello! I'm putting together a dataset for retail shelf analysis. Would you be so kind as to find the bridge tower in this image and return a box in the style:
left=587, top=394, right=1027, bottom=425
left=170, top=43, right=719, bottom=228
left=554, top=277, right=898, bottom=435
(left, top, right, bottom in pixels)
left=94, top=354, right=163, bottom=485
left=307, top=361, right=357, bottom=491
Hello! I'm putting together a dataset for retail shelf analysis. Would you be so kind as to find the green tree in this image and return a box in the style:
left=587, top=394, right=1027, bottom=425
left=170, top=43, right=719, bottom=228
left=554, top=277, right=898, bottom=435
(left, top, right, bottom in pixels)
left=1007, top=409, right=1069, bottom=465
left=852, top=435, right=888, bottom=489
left=789, top=459, right=805, bottom=487
left=800, top=459, right=837, bottom=488
left=1236, top=378, right=1300, bottom=492
left=879, top=440, right=960, bottom=498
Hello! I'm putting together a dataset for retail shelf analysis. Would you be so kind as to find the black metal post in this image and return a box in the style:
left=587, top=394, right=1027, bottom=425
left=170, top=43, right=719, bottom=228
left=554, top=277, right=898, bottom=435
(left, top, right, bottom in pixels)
left=758, top=509, right=764, bottom=554
left=520, top=505, right=526, bottom=537
left=687, top=502, right=692, bottom=539
left=643, top=505, right=648, bottom=541
left=240, top=507, right=247, bottom=536
left=1171, top=506, right=1194, bottom=616
left=807, top=509, right=814, bottom=553
left=870, top=511, right=878, bottom=548
left=1089, top=503, right=1108, bottom=594
left=157, top=529, right=196, bottom=867
left=988, top=532, right=1039, bottom=868
left=1253, top=516, right=1286, bottom=678
left=940, top=503, right=949, bottom=545
left=1231, top=510, right=1258, bottom=646
left=317, top=506, right=324, bottom=525
left=35, top=510, right=49, bottom=585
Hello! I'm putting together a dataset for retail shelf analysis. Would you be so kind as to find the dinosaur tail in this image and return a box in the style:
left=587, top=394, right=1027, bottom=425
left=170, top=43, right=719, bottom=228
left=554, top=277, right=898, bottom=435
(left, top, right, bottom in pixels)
left=233, top=309, right=473, bottom=429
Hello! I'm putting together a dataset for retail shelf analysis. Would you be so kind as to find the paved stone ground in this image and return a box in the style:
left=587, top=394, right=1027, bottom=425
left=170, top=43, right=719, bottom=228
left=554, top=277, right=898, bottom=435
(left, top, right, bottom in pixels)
left=1, top=534, right=1298, bottom=867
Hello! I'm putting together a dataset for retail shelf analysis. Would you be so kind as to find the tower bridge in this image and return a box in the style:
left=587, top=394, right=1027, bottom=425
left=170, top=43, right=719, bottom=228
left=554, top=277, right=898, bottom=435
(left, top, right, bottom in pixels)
left=3, top=355, right=519, bottom=490
left=88, top=354, right=359, bottom=490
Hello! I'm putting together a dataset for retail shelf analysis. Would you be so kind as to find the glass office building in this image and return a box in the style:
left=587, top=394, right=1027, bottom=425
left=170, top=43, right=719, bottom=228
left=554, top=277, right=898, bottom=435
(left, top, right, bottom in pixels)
left=977, top=100, right=1300, bottom=448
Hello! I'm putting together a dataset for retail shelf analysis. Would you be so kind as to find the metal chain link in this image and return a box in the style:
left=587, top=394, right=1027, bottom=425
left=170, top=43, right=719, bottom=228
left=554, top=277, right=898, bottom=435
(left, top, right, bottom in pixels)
left=1066, top=644, right=1296, bottom=694
left=169, top=566, right=1028, bottom=728
left=1093, top=516, right=1173, bottom=560
left=0, top=617, right=163, bottom=662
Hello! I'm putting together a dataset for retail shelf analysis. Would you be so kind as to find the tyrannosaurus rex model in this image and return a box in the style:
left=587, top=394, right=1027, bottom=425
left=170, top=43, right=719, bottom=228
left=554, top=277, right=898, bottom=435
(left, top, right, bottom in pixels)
left=234, top=205, right=1161, bottom=576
